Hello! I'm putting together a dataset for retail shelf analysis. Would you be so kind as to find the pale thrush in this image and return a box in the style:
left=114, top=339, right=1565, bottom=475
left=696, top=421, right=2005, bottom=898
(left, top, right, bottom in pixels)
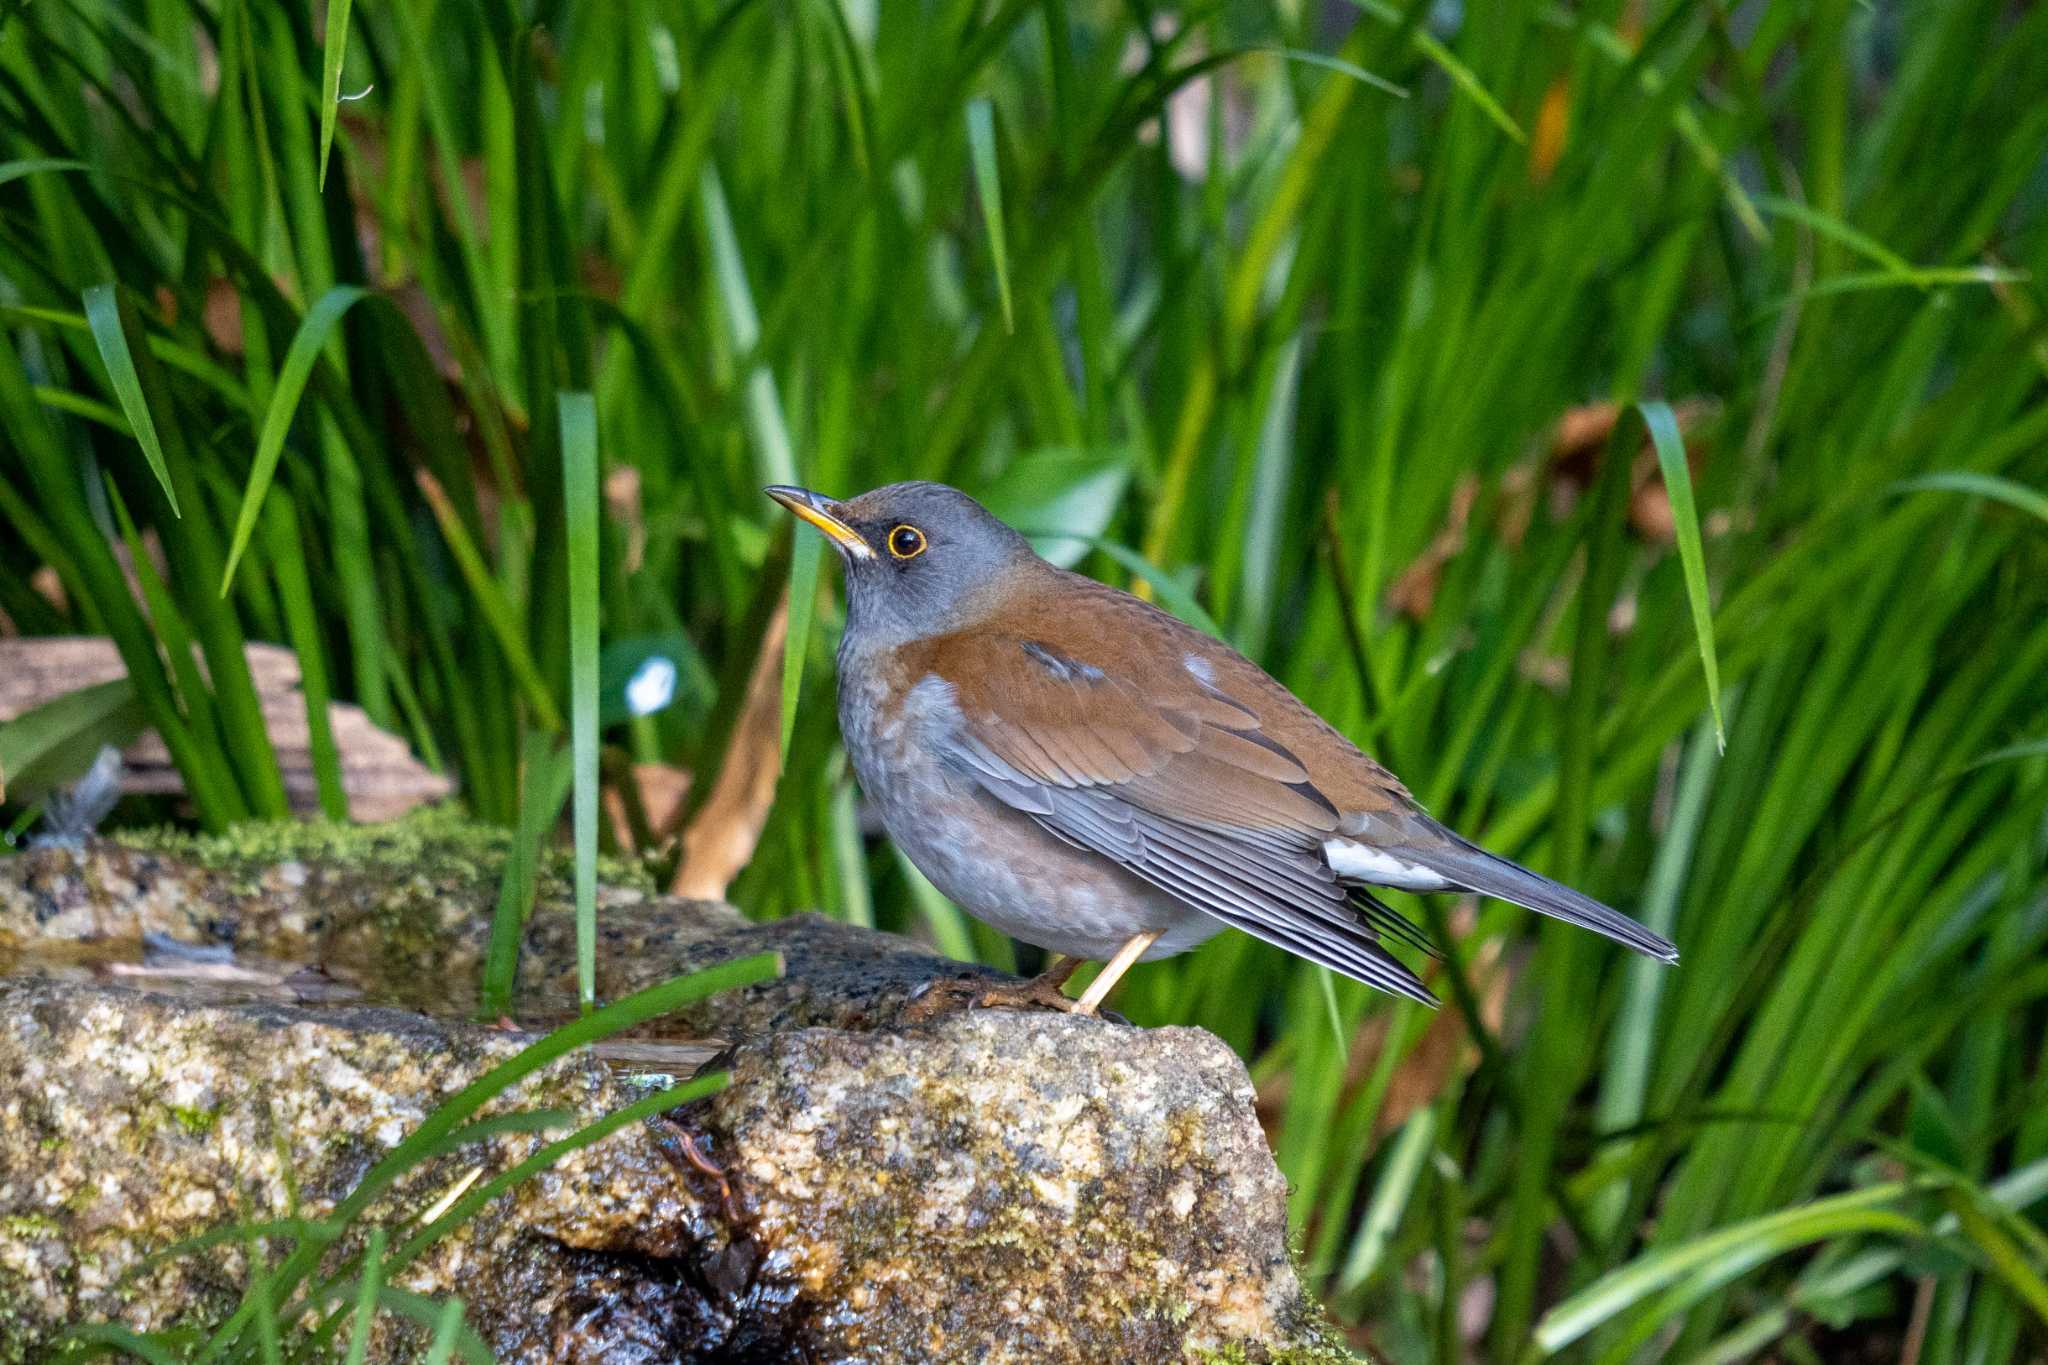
left=768, top=481, right=1677, bottom=1014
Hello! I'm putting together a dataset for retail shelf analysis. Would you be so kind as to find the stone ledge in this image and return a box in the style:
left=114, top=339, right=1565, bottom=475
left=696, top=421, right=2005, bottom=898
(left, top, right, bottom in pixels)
left=0, top=818, right=1348, bottom=1363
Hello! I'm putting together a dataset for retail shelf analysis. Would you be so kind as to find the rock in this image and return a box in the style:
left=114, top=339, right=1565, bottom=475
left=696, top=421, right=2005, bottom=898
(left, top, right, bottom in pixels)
left=0, top=638, right=455, bottom=821
left=0, top=815, right=1346, bottom=1363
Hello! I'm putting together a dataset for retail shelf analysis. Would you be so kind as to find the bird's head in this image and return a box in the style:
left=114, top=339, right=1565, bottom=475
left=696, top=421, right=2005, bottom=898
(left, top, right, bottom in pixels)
left=765, top=481, right=1040, bottom=647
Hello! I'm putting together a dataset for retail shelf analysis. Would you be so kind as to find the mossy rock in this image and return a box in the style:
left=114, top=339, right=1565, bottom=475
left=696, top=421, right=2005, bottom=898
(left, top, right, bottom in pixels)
left=0, top=823, right=1348, bottom=1361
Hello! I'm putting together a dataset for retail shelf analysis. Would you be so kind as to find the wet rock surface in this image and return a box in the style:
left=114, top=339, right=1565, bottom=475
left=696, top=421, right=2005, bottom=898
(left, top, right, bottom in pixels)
left=0, top=816, right=1345, bottom=1362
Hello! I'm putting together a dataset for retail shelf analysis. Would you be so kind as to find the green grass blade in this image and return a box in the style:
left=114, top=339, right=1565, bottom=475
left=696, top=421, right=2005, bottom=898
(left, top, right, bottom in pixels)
left=343, top=1226, right=384, bottom=1365
left=234, top=951, right=781, bottom=1336
left=1261, top=46, right=1406, bottom=98
left=1779, top=266, right=2028, bottom=304
left=51, top=1324, right=187, bottom=1365
left=1641, top=400, right=1725, bottom=750
left=1536, top=1184, right=1925, bottom=1353
left=699, top=165, right=795, bottom=484
left=1892, top=471, right=2048, bottom=525
left=390, top=1073, right=728, bottom=1271
left=419, top=1297, right=465, bottom=1365
left=355, top=1289, right=491, bottom=1365
left=245, top=1226, right=282, bottom=1365
left=31, top=385, right=132, bottom=433
left=480, top=736, right=574, bottom=1019
left=965, top=99, right=1013, bottom=332
left=261, top=492, right=347, bottom=819
left=416, top=471, right=564, bottom=732
left=0, top=679, right=142, bottom=806
left=1342, top=0, right=1525, bottom=141
left=317, top=0, right=354, bottom=190
left=1336, top=1105, right=1436, bottom=1294
left=1316, top=967, right=1347, bottom=1053
left=221, top=285, right=370, bottom=595
left=781, top=526, right=822, bottom=758
left=0, top=156, right=92, bottom=188
left=829, top=771, right=874, bottom=927
left=1944, top=1191, right=2048, bottom=1327
left=1753, top=194, right=1914, bottom=276
left=1593, top=716, right=1720, bottom=1234
left=81, top=284, right=180, bottom=517
left=560, top=390, right=602, bottom=1014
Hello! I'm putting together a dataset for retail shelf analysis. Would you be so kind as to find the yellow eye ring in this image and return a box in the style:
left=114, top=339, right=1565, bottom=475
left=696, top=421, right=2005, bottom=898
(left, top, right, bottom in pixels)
left=887, top=524, right=927, bottom=560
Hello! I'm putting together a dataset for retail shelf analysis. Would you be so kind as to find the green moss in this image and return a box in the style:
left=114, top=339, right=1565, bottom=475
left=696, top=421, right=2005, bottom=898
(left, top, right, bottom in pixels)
left=117, top=807, right=509, bottom=885
left=1, top=1212, right=63, bottom=1238
left=114, top=807, right=658, bottom=895
left=1191, top=1344, right=1359, bottom=1365
left=165, top=1104, right=219, bottom=1135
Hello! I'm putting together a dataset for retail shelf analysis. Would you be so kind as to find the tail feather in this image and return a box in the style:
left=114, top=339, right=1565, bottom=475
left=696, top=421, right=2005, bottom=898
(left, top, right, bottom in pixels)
left=1385, top=826, right=1678, bottom=963
left=1349, top=888, right=1444, bottom=961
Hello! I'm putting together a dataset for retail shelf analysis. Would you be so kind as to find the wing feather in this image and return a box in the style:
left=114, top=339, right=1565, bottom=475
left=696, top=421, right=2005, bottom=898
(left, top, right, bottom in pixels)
left=909, top=631, right=1434, bottom=1002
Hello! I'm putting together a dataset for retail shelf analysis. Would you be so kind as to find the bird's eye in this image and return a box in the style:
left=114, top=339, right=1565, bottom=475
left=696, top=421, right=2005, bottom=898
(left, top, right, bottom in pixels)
left=887, top=524, right=927, bottom=561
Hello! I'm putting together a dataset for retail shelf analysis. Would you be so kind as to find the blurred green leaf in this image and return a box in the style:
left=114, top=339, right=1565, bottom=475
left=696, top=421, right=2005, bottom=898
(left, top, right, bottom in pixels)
left=782, top=528, right=824, bottom=758
left=1641, top=400, right=1724, bottom=750
left=0, top=679, right=144, bottom=807
left=561, top=391, right=602, bottom=1013
left=343, top=1228, right=384, bottom=1365
left=964, top=99, right=1013, bottom=333
left=1893, top=471, right=2048, bottom=525
left=221, top=285, right=371, bottom=594
left=80, top=285, right=179, bottom=517
left=317, top=0, right=355, bottom=190
left=981, top=447, right=1132, bottom=569
left=1536, top=1184, right=1926, bottom=1352
left=419, top=1297, right=466, bottom=1365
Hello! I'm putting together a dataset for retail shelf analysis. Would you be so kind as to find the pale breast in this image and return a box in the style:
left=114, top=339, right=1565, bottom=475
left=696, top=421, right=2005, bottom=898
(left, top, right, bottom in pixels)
left=836, top=649, right=1218, bottom=962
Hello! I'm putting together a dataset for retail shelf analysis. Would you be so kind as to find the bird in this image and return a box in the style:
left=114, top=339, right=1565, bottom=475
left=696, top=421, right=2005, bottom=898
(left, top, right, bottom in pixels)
left=767, top=481, right=1677, bottom=1015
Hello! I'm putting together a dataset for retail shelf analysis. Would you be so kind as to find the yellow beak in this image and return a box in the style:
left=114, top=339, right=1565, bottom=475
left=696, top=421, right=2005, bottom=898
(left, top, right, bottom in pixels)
left=765, top=485, right=873, bottom=561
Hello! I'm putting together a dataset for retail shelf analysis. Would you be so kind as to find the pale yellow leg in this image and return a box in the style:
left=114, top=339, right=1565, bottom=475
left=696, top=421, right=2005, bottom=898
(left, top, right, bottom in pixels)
left=1073, top=930, right=1163, bottom=1015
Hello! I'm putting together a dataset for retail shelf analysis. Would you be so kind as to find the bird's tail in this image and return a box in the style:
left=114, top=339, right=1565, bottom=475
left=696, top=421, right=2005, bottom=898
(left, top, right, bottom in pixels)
left=1390, top=823, right=1678, bottom=962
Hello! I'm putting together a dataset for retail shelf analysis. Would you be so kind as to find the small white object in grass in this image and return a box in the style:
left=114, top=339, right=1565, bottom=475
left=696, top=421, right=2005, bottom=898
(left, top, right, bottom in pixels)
left=626, top=656, right=679, bottom=717
left=418, top=1165, right=484, bottom=1225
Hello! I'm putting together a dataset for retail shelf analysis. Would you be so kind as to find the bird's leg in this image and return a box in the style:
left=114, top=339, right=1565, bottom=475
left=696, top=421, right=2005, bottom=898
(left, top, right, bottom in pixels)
left=899, top=955, right=1086, bottom=1022
left=1072, top=930, right=1162, bottom=1015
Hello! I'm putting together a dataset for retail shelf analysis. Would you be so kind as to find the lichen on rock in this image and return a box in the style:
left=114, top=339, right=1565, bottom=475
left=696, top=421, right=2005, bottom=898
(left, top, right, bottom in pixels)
left=0, top=818, right=1348, bottom=1362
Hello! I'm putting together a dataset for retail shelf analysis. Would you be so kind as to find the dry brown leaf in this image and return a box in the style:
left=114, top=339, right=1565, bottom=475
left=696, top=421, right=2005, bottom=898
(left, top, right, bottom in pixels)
left=0, top=637, right=452, bottom=821
left=30, top=567, right=66, bottom=615
left=604, top=762, right=691, bottom=852
left=1253, top=905, right=1513, bottom=1144
left=672, top=602, right=787, bottom=900
left=1529, top=76, right=1572, bottom=184
left=604, top=466, right=646, bottom=575
left=203, top=278, right=243, bottom=355
left=1385, top=475, right=1481, bottom=620
left=1375, top=929, right=1510, bottom=1140
left=1385, top=399, right=1716, bottom=622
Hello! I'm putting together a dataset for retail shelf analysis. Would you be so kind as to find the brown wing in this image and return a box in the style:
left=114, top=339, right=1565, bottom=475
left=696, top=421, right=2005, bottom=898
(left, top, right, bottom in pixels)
left=900, top=589, right=1435, bottom=1003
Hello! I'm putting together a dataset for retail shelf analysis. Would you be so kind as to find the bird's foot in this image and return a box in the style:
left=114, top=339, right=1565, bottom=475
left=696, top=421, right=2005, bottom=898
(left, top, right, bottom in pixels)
left=898, top=965, right=1082, bottom=1024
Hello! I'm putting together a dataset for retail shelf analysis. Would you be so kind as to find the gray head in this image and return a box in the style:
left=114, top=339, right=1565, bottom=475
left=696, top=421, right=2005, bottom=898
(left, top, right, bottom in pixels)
left=765, top=481, right=1041, bottom=647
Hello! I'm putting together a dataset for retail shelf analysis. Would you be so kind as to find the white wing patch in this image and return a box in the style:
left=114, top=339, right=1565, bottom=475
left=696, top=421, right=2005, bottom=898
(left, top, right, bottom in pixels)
left=1323, top=839, right=1452, bottom=891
